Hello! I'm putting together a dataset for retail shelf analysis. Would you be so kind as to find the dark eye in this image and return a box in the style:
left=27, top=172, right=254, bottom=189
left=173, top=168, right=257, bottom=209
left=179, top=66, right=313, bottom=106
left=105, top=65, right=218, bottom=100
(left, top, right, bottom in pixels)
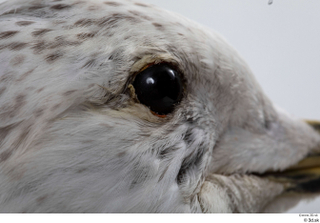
left=132, top=64, right=183, bottom=115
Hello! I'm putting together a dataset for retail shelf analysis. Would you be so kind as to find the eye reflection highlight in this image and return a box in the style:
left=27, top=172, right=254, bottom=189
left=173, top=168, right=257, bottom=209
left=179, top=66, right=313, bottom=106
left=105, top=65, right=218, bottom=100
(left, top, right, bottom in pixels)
left=146, top=77, right=155, bottom=85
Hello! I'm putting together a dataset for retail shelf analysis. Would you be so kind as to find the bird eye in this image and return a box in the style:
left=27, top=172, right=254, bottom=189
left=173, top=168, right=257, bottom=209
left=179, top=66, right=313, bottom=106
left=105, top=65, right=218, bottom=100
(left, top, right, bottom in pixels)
left=132, top=64, right=183, bottom=115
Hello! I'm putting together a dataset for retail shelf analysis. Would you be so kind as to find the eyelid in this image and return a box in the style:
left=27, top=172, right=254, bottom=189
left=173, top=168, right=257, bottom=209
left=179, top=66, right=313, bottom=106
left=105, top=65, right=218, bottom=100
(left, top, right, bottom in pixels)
left=130, top=54, right=180, bottom=74
left=151, top=111, right=167, bottom=118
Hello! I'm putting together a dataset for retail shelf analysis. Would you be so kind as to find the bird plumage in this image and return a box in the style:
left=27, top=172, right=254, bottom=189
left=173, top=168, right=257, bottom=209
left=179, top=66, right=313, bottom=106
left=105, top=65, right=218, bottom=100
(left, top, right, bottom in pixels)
left=0, top=0, right=319, bottom=212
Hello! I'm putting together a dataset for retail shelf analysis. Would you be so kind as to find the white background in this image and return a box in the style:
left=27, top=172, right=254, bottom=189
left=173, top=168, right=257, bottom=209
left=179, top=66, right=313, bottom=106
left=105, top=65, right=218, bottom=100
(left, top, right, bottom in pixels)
left=140, top=0, right=320, bottom=213
left=0, top=0, right=319, bottom=213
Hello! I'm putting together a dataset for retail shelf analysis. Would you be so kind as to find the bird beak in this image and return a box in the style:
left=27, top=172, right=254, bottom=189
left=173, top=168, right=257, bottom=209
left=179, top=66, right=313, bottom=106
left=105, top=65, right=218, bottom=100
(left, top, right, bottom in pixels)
left=259, top=120, right=320, bottom=193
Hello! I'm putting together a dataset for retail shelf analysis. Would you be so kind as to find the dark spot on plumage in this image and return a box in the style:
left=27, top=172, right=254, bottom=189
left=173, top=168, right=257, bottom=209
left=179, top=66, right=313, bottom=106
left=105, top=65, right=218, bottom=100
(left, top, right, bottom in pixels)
left=77, top=168, right=87, bottom=173
left=176, top=144, right=205, bottom=185
left=0, top=31, right=19, bottom=40
left=158, top=166, right=169, bottom=182
left=104, top=1, right=123, bottom=6
left=50, top=4, right=71, bottom=10
left=37, top=87, right=45, bottom=93
left=16, top=68, right=35, bottom=82
left=183, top=128, right=194, bottom=146
left=178, top=33, right=184, bottom=36
left=25, top=86, right=35, bottom=91
left=16, top=21, right=35, bottom=26
left=74, top=18, right=95, bottom=27
left=0, top=87, right=6, bottom=97
left=117, top=151, right=126, bottom=157
left=54, top=35, right=64, bottom=42
left=105, top=32, right=114, bottom=38
left=8, top=42, right=28, bottom=51
left=77, top=32, right=96, bottom=40
left=34, top=108, right=44, bottom=118
left=15, top=94, right=26, bottom=104
left=128, top=10, right=152, bottom=21
left=0, top=73, right=11, bottom=82
left=97, top=13, right=141, bottom=27
left=129, top=166, right=150, bottom=190
left=32, top=29, right=52, bottom=37
left=15, top=126, right=32, bottom=148
left=87, top=5, right=99, bottom=11
left=152, top=22, right=164, bottom=30
left=28, top=4, right=46, bottom=10
left=32, top=41, right=47, bottom=54
left=10, top=54, right=26, bottom=66
left=48, top=36, right=82, bottom=49
left=82, top=59, right=96, bottom=68
left=158, top=146, right=179, bottom=159
left=73, top=0, right=86, bottom=5
left=63, top=90, right=77, bottom=96
left=45, top=51, right=63, bottom=63
left=0, top=151, right=12, bottom=162
left=53, top=20, right=66, bottom=25
left=1, top=9, right=22, bottom=16
left=108, top=54, right=114, bottom=60
left=51, top=103, right=61, bottom=111
left=36, top=195, right=48, bottom=204
left=134, top=2, right=149, bottom=7
left=2, top=94, right=28, bottom=119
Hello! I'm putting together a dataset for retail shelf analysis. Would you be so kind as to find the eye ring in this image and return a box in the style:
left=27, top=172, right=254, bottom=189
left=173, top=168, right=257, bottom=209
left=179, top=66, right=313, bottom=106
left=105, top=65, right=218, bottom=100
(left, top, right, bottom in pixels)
left=132, top=63, right=184, bottom=116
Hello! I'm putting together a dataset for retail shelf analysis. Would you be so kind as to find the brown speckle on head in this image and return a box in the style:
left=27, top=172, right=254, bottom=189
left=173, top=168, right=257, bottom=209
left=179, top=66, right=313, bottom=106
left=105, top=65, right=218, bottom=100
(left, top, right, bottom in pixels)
left=1, top=8, right=22, bottom=16
left=50, top=4, right=71, bottom=10
left=104, top=1, right=123, bottom=6
left=152, top=22, right=163, bottom=30
left=128, top=10, right=152, bottom=21
left=32, top=40, right=47, bottom=54
left=0, top=151, right=12, bottom=162
left=97, top=13, right=140, bottom=27
left=28, top=4, right=45, bottom=10
left=158, top=165, right=169, bottom=182
left=10, top=54, right=26, bottom=66
left=32, top=29, right=52, bottom=37
left=0, top=31, right=19, bottom=40
left=73, top=0, right=86, bottom=5
left=15, top=94, right=26, bottom=104
left=77, top=32, right=96, bottom=40
left=74, top=18, right=95, bottom=27
left=4, top=94, right=28, bottom=118
left=16, top=21, right=35, bottom=26
left=63, top=90, right=77, bottom=96
left=8, top=42, right=28, bottom=51
left=37, top=87, right=45, bottom=93
left=82, top=59, right=96, bottom=68
left=46, top=36, right=81, bottom=49
left=34, top=108, right=44, bottom=118
left=117, top=151, right=126, bottom=157
left=87, top=5, right=99, bottom=11
left=53, top=20, right=66, bottom=25
left=0, top=87, right=6, bottom=97
left=134, top=2, right=149, bottom=7
left=0, top=73, right=11, bottom=82
left=77, top=168, right=87, bottom=173
left=36, top=195, right=48, bottom=204
left=45, top=51, right=63, bottom=63
left=51, top=103, right=61, bottom=111
left=16, top=68, right=35, bottom=82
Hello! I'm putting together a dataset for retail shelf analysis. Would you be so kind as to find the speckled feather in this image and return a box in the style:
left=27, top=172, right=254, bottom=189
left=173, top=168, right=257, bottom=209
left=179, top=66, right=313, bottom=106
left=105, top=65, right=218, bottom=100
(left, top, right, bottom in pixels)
left=0, top=0, right=319, bottom=212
